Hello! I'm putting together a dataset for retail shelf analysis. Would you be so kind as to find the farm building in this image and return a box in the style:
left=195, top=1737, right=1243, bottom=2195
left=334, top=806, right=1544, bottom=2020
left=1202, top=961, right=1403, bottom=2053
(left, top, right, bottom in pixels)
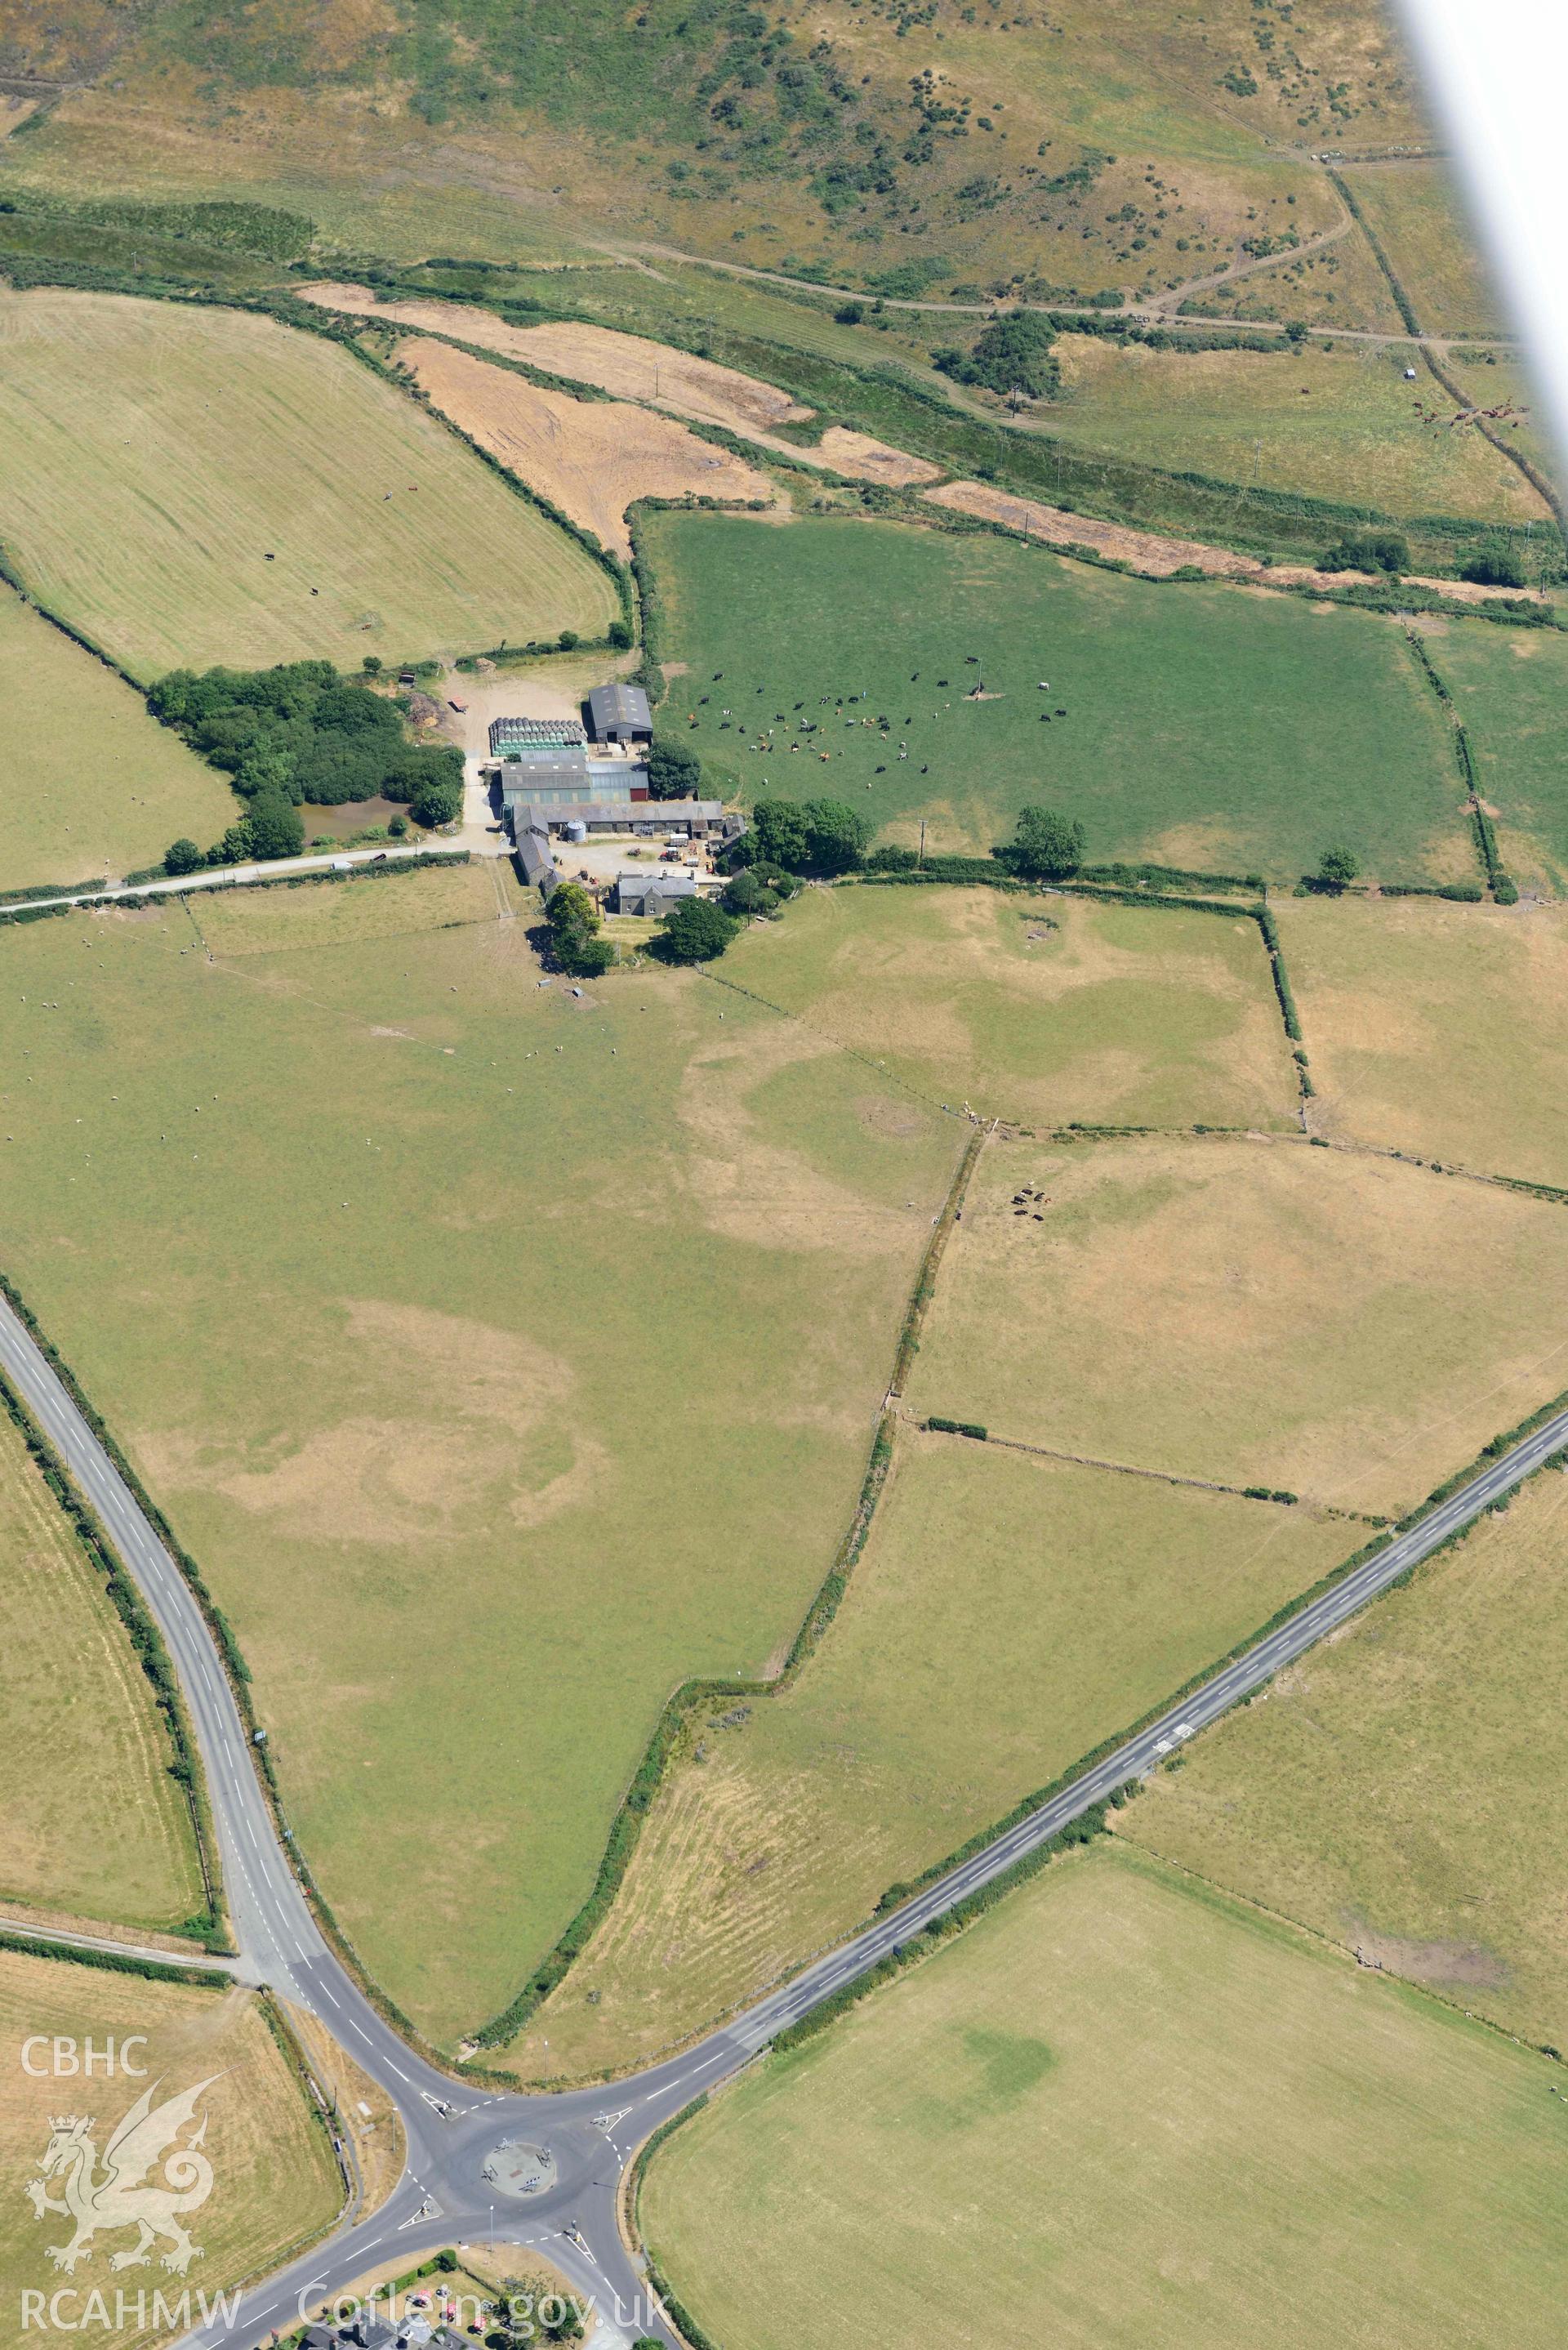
left=589, top=680, right=653, bottom=742
left=510, top=797, right=732, bottom=841
left=488, top=714, right=586, bottom=754
left=513, top=816, right=559, bottom=894
left=616, top=869, right=699, bottom=916
left=491, top=742, right=653, bottom=811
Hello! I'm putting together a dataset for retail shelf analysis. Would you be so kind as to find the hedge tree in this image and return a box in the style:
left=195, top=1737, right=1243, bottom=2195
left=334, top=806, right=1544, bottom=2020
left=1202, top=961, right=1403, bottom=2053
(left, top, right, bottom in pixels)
left=659, top=896, right=740, bottom=963
left=1006, top=805, right=1085, bottom=879
left=750, top=796, right=867, bottom=875
left=647, top=734, right=704, bottom=800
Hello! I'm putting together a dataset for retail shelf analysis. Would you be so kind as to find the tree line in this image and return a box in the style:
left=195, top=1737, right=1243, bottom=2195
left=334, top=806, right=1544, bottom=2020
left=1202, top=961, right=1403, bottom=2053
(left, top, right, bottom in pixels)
left=151, top=659, right=465, bottom=873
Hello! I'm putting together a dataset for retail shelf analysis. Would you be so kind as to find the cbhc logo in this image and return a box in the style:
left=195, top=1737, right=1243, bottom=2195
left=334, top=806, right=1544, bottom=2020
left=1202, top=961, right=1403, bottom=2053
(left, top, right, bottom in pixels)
left=20, top=2038, right=149, bottom=2076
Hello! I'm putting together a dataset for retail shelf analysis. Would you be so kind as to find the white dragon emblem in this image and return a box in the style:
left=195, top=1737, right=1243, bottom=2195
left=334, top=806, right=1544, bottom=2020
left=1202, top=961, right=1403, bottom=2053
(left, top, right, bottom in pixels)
left=24, top=2076, right=220, bottom=2275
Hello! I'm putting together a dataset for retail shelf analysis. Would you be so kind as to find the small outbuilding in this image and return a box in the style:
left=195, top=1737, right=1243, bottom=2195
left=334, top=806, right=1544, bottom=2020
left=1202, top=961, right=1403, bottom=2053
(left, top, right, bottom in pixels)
left=589, top=680, right=653, bottom=743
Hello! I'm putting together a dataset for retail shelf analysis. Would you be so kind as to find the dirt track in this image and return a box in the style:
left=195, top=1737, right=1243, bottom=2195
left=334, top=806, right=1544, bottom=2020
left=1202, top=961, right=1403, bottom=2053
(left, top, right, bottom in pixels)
left=398, top=335, right=773, bottom=556
left=924, top=478, right=1547, bottom=604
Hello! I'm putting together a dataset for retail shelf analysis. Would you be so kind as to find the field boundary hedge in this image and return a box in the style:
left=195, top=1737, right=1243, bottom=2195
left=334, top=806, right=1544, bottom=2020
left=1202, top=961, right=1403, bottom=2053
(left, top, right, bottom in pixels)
left=1401, top=628, right=1519, bottom=901
left=0, top=1925, right=229, bottom=1989
left=0, top=1367, right=224, bottom=1946
left=469, top=1125, right=982, bottom=2054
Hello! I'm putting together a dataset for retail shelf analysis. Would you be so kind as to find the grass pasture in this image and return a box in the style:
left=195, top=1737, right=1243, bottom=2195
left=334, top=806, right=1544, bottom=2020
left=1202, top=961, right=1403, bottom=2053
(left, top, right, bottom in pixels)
left=0, top=291, right=617, bottom=680
left=0, top=1402, right=203, bottom=1937
left=0, top=865, right=960, bottom=2045
left=1183, top=215, right=1405, bottom=334
left=721, top=884, right=1298, bottom=1131
left=642, top=1842, right=1568, bottom=2350
left=903, top=1132, right=1568, bottom=1518
left=0, top=1950, right=341, bottom=2350
left=646, top=511, right=1472, bottom=881
left=512, top=1430, right=1349, bottom=2078
left=1278, top=895, right=1568, bottom=1187
left=0, top=591, right=234, bottom=891
left=1436, top=623, right=1568, bottom=894
left=1340, top=160, right=1510, bottom=337
left=1044, top=333, right=1540, bottom=523
left=1128, top=1466, right=1568, bottom=2056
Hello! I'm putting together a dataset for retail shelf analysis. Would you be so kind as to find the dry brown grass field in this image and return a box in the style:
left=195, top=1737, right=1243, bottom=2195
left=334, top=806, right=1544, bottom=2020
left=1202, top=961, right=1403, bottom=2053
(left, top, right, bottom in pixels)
left=510, top=1429, right=1348, bottom=2078
left=1183, top=213, right=1406, bottom=333
left=0, top=866, right=960, bottom=2043
left=1340, top=159, right=1509, bottom=337
left=302, top=285, right=938, bottom=485
left=903, top=1132, right=1568, bottom=1518
left=299, top=286, right=815, bottom=448
left=0, top=291, right=617, bottom=679
left=394, top=337, right=773, bottom=559
left=720, top=885, right=1298, bottom=1132
left=642, top=1842, right=1568, bottom=2350
left=0, top=1951, right=341, bottom=2350
left=0, top=1404, right=204, bottom=1938
left=1279, top=896, right=1568, bottom=1188
left=1125, top=1466, right=1568, bottom=2053
left=0, top=591, right=234, bottom=892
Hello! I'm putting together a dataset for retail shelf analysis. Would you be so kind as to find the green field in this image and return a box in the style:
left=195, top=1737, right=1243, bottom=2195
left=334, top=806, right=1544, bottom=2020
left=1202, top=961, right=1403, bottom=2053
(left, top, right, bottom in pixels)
left=1044, top=332, right=1540, bottom=521
left=0, top=1401, right=204, bottom=1936
left=904, top=1132, right=1568, bottom=1518
left=0, top=290, right=617, bottom=680
left=1277, top=895, right=1568, bottom=1187
left=0, top=867, right=959, bottom=2044
left=1128, top=1467, right=1568, bottom=2055
left=721, top=885, right=1298, bottom=1132
left=514, top=1431, right=1349, bottom=2077
left=649, top=511, right=1473, bottom=881
left=0, top=590, right=234, bottom=890
left=1434, top=624, right=1568, bottom=894
left=0, top=1950, right=341, bottom=2350
left=1341, top=160, right=1510, bottom=337
left=642, top=1842, right=1568, bottom=2350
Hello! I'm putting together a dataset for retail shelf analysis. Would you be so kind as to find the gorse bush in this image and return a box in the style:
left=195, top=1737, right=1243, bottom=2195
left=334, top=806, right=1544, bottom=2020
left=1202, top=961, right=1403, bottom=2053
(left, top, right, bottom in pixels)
left=934, top=312, right=1060, bottom=399
left=1319, top=529, right=1410, bottom=576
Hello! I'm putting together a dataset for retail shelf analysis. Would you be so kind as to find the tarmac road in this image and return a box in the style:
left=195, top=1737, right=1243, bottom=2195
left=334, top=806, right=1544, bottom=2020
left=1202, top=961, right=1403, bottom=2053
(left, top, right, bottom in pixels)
left=2, top=1285, right=1563, bottom=2350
